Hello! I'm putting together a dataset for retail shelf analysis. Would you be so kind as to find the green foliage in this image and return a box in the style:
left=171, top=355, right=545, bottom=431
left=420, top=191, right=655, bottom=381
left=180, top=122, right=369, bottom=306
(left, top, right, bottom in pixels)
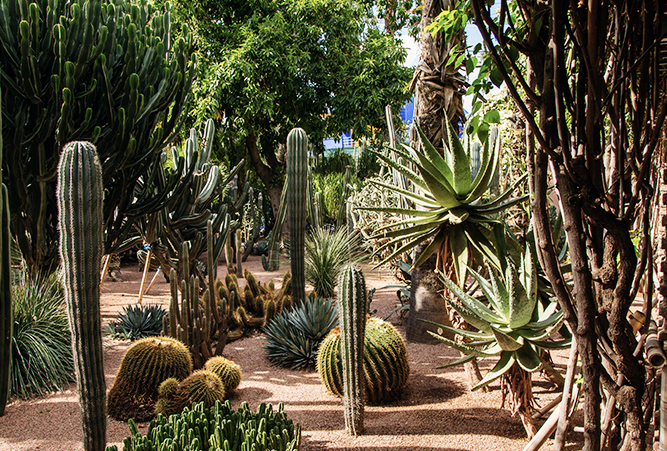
left=317, top=317, right=410, bottom=405
left=106, top=401, right=301, bottom=451
left=422, top=243, right=570, bottom=391
left=365, top=122, right=528, bottom=285
left=204, top=356, right=242, bottom=392
left=312, top=172, right=361, bottom=224
left=56, top=141, right=106, bottom=450
left=10, top=271, right=74, bottom=399
left=108, top=336, right=193, bottom=422
left=263, top=297, right=338, bottom=370
left=305, top=228, right=367, bottom=299
left=105, top=304, right=166, bottom=341
left=0, top=0, right=196, bottom=272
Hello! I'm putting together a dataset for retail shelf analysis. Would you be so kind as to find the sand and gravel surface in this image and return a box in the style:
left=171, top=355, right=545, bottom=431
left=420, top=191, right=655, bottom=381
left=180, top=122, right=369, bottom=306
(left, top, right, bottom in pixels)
left=0, top=255, right=583, bottom=450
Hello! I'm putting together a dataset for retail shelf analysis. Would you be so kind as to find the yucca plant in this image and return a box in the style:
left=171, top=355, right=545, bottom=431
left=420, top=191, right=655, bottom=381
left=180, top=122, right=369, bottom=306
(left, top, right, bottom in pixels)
left=11, top=271, right=74, bottom=399
left=305, top=227, right=367, bottom=298
left=263, top=297, right=338, bottom=370
left=365, top=121, right=528, bottom=284
left=105, top=304, right=166, bottom=341
left=422, top=243, right=570, bottom=438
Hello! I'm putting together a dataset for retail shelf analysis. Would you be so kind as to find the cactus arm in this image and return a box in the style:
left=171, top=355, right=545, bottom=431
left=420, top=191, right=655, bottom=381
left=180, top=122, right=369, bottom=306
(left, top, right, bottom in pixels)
left=338, top=264, right=367, bottom=435
left=56, top=141, right=106, bottom=451
left=286, top=128, right=308, bottom=305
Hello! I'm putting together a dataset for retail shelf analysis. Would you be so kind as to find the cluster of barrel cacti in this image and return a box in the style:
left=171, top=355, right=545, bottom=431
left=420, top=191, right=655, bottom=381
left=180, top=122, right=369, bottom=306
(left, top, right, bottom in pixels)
left=107, top=336, right=193, bottom=422
left=106, top=401, right=301, bottom=451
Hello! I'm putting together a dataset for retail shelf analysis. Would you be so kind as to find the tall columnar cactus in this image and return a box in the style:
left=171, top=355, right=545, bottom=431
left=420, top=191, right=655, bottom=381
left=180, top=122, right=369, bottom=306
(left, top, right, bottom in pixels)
left=56, top=141, right=106, bottom=451
left=286, top=128, right=308, bottom=306
left=262, top=179, right=288, bottom=271
left=0, top=72, right=12, bottom=417
left=307, top=166, right=322, bottom=230
left=336, top=166, right=352, bottom=229
left=337, top=264, right=367, bottom=436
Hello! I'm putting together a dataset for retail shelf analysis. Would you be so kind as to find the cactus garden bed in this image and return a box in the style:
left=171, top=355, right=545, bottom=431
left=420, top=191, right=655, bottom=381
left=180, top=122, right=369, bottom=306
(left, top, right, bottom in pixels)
left=0, top=255, right=578, bottom=451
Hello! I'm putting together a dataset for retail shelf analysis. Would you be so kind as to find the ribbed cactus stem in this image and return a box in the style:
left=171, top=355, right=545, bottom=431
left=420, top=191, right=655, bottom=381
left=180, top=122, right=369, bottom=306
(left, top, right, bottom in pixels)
left=336, top=166, right=352, bottom=229
left=338, top=264, right=367, bottom=436
left=57, top=141, right=106, bottom=450
left=0, top=76, right=11, bottom=416
left=286, top=128, right=308, bottom=306
left=235, top=229, right=243, bottom=278
left=307, top=166, right=321, bottom=230
left=262, top=176, right=289, bottom=272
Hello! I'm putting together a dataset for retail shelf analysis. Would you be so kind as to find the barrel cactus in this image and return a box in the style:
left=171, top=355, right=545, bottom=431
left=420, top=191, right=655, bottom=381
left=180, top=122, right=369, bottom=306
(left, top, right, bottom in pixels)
left=204, top=356, right=242, bottom=392
left=107, top=336, right=193, bottom=422
left=156, top=370, right=226, bottom=416
left=317, top=317, right=410, bottom=405
left=57, top=141, right=106, bottom=450
left=286, top=128, right=308, bottom=306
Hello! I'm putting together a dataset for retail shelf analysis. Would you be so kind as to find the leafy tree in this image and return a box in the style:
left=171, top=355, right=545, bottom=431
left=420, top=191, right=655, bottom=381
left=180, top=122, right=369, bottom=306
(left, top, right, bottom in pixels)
left=430, top=1, right=666, bottom=450
left=161, top=0, right=413, bottom=214
left=0, top=0, right=196, bottom=273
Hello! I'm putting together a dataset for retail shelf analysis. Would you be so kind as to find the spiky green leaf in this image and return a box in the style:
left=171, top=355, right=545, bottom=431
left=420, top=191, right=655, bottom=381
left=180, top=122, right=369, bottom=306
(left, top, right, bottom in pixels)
left=514, top=344, right=542, bottom=372
left=471, top=351, right=515, bottom=391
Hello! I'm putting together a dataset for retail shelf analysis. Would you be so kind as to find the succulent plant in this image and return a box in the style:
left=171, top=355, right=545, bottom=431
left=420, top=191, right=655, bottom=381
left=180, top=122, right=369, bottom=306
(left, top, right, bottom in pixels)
left=262, top=177, right=289, bottom=272
left=107, top=336, right=193, bottom=422
left=317, top=317, right=410, bottom=405
left=204, top=356, right=242, bottom=392
left=263, top=297, right=338, bottom=370
left=423, top=244, right=570, bottom=390
left=105, top=304, right=166, bottom=341
left=286, top=128, right=308, bottom=306
left=107, top=401, right=301, bottom=451
left=56, top=141, right=106, bottom=449
left=161, top=370, right=226, bottom=416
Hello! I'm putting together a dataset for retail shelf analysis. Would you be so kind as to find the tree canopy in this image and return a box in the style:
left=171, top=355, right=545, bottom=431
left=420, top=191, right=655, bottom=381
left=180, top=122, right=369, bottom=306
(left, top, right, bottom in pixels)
left=163, top=0, right=413, bottom=212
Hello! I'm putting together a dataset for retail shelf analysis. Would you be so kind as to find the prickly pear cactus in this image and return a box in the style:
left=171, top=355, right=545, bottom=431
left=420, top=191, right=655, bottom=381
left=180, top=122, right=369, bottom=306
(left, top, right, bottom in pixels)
left=57, top=141, right=106, bottom=450
left=286, top=128, right=308, bottom=305
left=107, top=336, right=193, bottom=422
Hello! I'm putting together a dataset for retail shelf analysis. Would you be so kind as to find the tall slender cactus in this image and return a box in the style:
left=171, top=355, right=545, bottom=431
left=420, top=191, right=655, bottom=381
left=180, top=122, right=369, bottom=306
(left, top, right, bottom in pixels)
left=338, top=264, right=367, bottom=436
left=0, top=71, right=13, bottom=417
left=57, top=141, right=106, bottom=450
left=286, top=128, right=308, bottom=306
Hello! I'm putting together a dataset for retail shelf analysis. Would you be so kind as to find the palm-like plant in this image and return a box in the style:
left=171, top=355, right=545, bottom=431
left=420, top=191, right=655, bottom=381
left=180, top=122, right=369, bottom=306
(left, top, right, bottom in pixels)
left=422, top=244, right=570, bottom=438
left=366, top=121, right=528, bottom=284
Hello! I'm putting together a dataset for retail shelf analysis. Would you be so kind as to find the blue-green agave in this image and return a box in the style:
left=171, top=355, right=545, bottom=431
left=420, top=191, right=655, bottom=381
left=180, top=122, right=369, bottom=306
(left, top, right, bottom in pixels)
left=365, top=121, right=528, bottom=284
left=423, top=244, right=570, bottom=391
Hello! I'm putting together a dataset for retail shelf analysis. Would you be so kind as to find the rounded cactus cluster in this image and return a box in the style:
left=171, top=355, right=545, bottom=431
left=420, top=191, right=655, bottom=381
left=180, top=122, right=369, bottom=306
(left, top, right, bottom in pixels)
left=108, top=336, right=193, bottom=421
left=156, top=370, right=226, bottom=417
left=204, top=356, right=242, bottom=392
left=317, top=317, right=410, bottom=404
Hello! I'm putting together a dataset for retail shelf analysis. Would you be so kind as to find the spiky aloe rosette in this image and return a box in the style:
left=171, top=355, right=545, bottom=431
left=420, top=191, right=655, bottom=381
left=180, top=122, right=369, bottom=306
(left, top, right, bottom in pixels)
left=363, top=121, right=528, bottom=284
left=423, top=243, right=570, bottom=391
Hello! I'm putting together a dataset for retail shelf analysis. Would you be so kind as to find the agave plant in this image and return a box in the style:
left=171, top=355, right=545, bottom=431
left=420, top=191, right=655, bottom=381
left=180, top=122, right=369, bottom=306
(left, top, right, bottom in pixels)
left=263, top=297, right=338, bottom=370
left=105, top=304, right=166, bottom=341
left=422, top=243, right=570, bottom=437
left=305, top=227, right=367, bottom=298
left=365, top=121, right=528, bottom=284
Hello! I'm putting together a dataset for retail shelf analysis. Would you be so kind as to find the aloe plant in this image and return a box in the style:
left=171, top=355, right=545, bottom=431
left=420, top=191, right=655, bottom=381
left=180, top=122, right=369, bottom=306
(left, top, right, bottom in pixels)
left=422, top=243, right=570, bottom=437
left=365, top=121, right=528, bottom=285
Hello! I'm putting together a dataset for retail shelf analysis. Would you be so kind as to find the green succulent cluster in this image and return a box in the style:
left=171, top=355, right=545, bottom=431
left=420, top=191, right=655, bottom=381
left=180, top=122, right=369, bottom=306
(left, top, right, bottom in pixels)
left=263, top=297, right=338, bottom=370
left=155, top=369, right=226, bottom=417
left=107, top=336, right=193, bottom=422
left=317, top=317, right=410, bottom=404
left=423, top=243, right=570, bottom=391
left=106, top=401, right=301, bottom=451
left=365, top=121, right=527, bottom=284
left=105, top=304, right=166, bottom=340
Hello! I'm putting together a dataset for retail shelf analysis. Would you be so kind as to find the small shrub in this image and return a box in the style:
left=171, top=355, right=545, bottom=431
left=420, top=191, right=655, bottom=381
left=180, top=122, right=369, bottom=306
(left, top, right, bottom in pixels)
left=11, top=271, right=74, bottom=399
left=104, top=304, right=166, bottom=340
left=263, top=297, right=338, bottom=370
left=305, top=227, right=367, bottom=298
left=107, top=401, right=301, bottom=451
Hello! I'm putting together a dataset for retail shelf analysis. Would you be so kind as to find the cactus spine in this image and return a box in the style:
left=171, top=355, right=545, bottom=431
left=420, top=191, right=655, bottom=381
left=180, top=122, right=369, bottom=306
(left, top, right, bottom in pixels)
left=286, top=128, right=308, bottom=306
left=57, top=141, right=106, bottom=450
left=338, top=264, right=367, bottom=436
left=0, top=74, right=11, bottom=417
